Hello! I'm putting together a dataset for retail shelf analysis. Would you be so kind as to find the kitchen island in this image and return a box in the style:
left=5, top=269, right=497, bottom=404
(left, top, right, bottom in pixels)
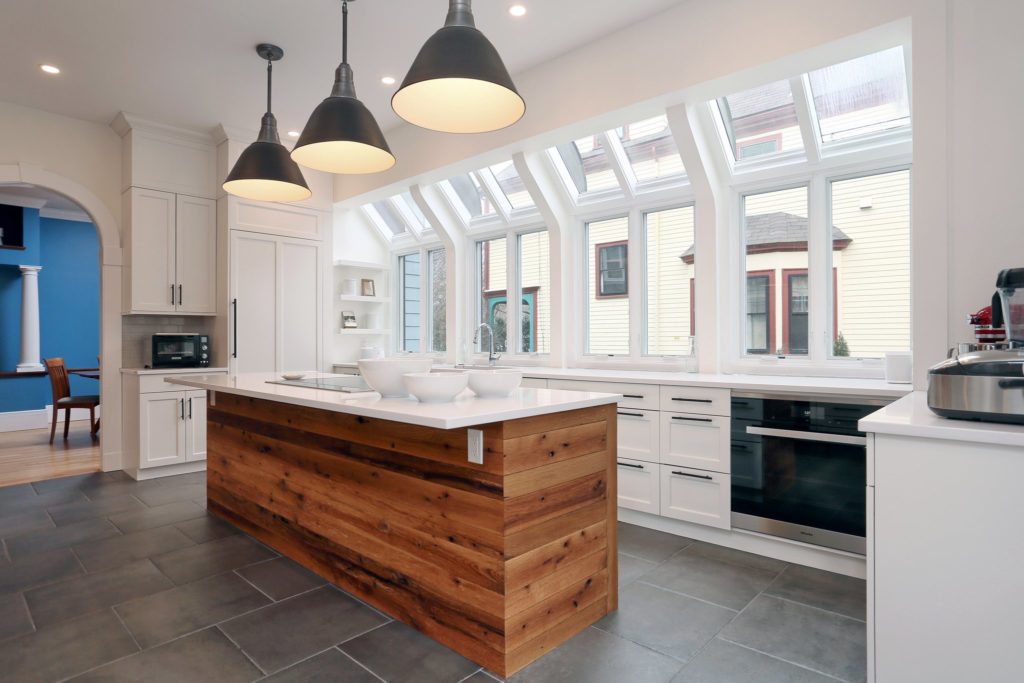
left=165, top=373, right=620, bottom=677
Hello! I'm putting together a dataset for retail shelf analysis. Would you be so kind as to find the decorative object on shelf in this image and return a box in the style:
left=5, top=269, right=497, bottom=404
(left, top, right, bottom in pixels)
left=393, top=0, right=525, bottom=133
left=223, top=44, right=312, bottom=202
left=340, top=278, right=359, bottom=296
left=342, top=311, right=358, bottom=329
left=291, top=0, right=395, bottom=174
left=360, top=278, right=376, bottom=297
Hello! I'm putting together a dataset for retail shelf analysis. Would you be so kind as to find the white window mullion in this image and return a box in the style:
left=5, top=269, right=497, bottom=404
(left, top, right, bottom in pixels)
left=507, top=229, right=520, bottom=357
left=807, top=175, right=829, bottom=364
left=604, top=130, right=637, bottom=199
left=476, top=170, right=511, bottom=225
left=791, top=76, right=822, bottom=164
left=627, top=209, right=643, bottom=361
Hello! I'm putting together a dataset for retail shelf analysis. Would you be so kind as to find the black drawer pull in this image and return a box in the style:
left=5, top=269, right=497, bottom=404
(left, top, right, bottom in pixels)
left=732, top=400, right=750, bottom=406
left=671, top=470, right=713, bottom=480
left=617, top=462, right=644, bottom=469
left=672, top=416, right=713, bottom=423
left=671, top=397, right=713, bottom=403
left=622, top=394, right=645, bottom=399
left=617, top=411, right=644, bottom=418
left=732, top=443, right=750, bottom=451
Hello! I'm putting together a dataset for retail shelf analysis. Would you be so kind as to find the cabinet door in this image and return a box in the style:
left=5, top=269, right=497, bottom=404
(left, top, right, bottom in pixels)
left=660, top=413, right=730, bottom=472
left=617, top=408, right=659, bottom=463
left=129, top=188, right=176, bottom=312
left=139, top=392, right=187, bottom=468
left=175, top=195, right=217, bottom=314
left=279, top=239, right=321, bottom=371
left=185, top=390, right=207, bottom=462
left=660, top=465, right=730, bottom=529
left=617, top=458, right=659, bottom=514
left=230, top=232, right=278, bottom=373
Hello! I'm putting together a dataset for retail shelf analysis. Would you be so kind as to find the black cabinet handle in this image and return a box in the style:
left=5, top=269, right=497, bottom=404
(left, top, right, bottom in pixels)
left=170, top=284, right=175, bottom=306
left=232, top=299, right=238, bottom=359
left=671, top=470, right=712, bottom=480
left=180, top=398, right=185, bottom=421
left=732, top=443, right=750, bottom=451
left=998, top=378, right=1024, bottom=390
left=178, top=284, right=183, bottom=307
left=617, top=461, right=644, bottom=469
left=672, top=416, right=713, bottom=423
left=672, top=397, right=712, bottom=403
left=617, top=411, right=644, bottom=418
left=732, top=400, right=750, bottom=406
left=622, top=394, right=645, bottom=399
left=188, top=397, right=193, bottom=419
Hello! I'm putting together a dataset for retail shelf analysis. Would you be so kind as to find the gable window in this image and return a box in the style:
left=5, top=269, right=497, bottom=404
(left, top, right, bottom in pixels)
left=745, top=271, right=774, bottom=354
left=596, top=241, right=628, bottom=298
left=586, top=217, right=630, bottom=355
left=398, top=253, right=421, bottom=352
left=784, top=270, right=809, bottom=355
left=646, top=205, right=695, bottom=356
left=428, top=249, right=447, bottom=352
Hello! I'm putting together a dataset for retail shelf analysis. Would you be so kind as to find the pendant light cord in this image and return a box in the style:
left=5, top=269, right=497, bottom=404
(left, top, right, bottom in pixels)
left=266, top=58, right=273, bottom=115
left=342, top=0, right=349, bottom=65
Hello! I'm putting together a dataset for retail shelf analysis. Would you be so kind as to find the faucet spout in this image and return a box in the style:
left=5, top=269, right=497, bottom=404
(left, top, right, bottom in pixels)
left=475, top=323, right=502, bottom=366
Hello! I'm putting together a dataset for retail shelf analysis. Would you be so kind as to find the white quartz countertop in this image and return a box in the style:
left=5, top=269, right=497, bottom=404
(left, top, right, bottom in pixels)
left=859, top=391, right=1024, bottom=447
left=164, top=372, right=620, bottom=430
left=120, top=367, right=229, bottom=375
left=332, top=363, right=909, bottom=399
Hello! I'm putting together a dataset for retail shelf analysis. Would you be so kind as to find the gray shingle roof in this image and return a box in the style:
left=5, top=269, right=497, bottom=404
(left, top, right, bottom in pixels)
left=679, top=212, right=851, bottom=262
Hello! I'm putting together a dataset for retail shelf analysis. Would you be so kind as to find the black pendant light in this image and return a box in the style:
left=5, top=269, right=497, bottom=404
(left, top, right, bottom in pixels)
left=392, top=0, right=525, bottom=134
left=223, top=44, right=312, bottom=202
left=291, top=0, right=395, bottom=174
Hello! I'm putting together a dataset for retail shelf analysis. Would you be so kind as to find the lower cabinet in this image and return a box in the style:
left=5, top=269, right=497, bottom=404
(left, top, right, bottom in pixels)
left=616, top=457, right=659, bottom=514
left=660, top=412, right=730, bottom=473
left=659, top=465, right=731, bottom=529
left=617, top=408, right=659, bottom=461
left=139, top=390, right=208, bottom=468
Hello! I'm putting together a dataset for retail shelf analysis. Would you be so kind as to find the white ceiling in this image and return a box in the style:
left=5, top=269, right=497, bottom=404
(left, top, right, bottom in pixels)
left=1, top=0, right=683, bottom=135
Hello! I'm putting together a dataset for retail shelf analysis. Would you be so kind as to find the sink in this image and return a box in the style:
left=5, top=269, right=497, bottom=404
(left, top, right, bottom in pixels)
left=453, top=364, right=524, bottom=371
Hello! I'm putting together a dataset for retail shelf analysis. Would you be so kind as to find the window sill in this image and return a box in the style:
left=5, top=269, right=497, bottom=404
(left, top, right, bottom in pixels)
left=723, top=357, right=886, bottom=380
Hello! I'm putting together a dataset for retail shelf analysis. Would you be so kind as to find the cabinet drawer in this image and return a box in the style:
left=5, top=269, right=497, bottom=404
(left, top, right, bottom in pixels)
left=660, top=413, right=730, bottom=473
left=521, top=377, right=548, bottom=389
left=548, top=379, right=658, bottom=410
left=660, top=465, right=730, bottom=529
left=616, top=458, right=659, bottom=514
left=617, top=408, right=659, bottom=463
left=660, top=385, right=730, bottom=416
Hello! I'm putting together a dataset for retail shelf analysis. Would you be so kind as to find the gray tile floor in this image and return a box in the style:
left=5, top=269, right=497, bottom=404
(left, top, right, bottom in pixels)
left=0, top=471, right=866, bottom=682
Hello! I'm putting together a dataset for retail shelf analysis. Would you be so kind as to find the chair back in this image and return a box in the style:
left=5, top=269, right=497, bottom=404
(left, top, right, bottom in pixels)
left=44, top=357, right=70, bottom=402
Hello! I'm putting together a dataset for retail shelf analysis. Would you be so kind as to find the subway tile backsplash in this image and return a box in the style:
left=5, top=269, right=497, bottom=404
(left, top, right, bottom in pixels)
left=121, top=315, right=216, bottom=369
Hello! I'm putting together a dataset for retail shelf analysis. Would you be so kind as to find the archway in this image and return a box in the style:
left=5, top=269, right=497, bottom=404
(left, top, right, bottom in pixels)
left=0, top=162, right=123, bottom=473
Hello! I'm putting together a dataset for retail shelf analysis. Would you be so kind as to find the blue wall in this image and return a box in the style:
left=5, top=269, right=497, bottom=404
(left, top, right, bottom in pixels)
left=0, top=211, right=99, bottom=413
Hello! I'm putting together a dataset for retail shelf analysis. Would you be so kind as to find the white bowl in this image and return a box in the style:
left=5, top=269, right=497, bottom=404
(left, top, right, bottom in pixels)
left=358, top=358, right=434, bottom=397
left=403, top=372, right=469, bottom=403
left=281, top=372, right=306, bottom=380
left=468, top=369, right=522, bottom=398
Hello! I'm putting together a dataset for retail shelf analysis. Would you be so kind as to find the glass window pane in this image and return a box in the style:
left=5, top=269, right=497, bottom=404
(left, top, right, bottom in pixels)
left=477, top=237, right=508, bottom=353
left=616, top=115, right=685, bottom=183
left=743, top=186, right=809, bottom=356
left=645, top=206, right=695, bottom=356
left=428, top=249, right=447, bottom=352
left=518, top=231, right=550, bottom=354
left=587, top=217, right=630, bottom=354
left=488, top=161, right=535, bottom=210
left=399, top=253, right=421, bottom=352
left=447, top=174, right=496, bottom=219
left=810, top=47, right=910, bottom=144
left=370, top=199, right=407, bottom=235
left=555, top=135, right=620, bottom=195
left=829, top=169, right=911, bottom=358
left=719, top=80, right=804, bottom=161
left=400, top=191, right=430, bottom=230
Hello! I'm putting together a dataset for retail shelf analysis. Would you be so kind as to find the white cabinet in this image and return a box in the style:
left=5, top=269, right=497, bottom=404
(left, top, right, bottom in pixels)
left=660, top=412, right=730, bottom=473
left=549, top=379, right=659, bottom=411
left=230, top=230, right=322, bottom=374
left=659, top=465, right=730, bottom=529
left=138, top=389, right=207, bottom=469
left=660, top=385, right=731, bottom=416
left=617, top=458, right=659, bottom=514
left=185, top=390, right=208, bottom=462
left=123, top=188, right=216, bottom=315
left=616, top=408, right=659, bottom=462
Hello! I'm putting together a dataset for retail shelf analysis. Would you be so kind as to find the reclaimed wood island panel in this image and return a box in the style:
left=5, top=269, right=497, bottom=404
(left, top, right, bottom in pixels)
left=204, top=392, right=618, bottom=677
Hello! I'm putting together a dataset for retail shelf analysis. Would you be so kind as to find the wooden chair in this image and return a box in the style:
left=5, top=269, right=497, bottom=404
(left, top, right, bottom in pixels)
left=44, top=358, right=99, bottom=443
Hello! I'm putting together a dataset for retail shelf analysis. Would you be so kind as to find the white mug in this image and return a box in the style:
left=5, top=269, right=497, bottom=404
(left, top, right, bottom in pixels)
left=340, top=278, right=359, bottom=296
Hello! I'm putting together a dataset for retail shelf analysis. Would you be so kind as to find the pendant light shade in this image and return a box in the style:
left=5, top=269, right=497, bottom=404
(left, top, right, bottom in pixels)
left=224, top=44, right=312, bottom=203
left=291, top=1, right=395, bottom=174
left=392, top=0, right=525, bottom=134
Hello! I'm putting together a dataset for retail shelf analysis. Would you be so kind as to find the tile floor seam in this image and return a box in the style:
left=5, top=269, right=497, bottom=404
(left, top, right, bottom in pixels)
left=760, top=591, right=868, bottom=624
left=52, top=609, right=145, bottom=683
left=334, top=619, right=392, bottom=650
left=455, top=667, right=486, bottom=683
left=249, top=645, right=340, bottom=682
left=231, top=567, right=277, bottom=602
left=1, top=538, right=9, bottom=563
left=111, top=604, right=144, bottom=651
left=215, top=623, right=270, bottom=677
left=715, top=634, right=854, bottom=683
left=588, top=622, right=692, bottom=665
left=18, top=590, right=37, bottom=633
left=633, top=579, right=743, bottom=613
left=336, top=646, right=389, bottom=682
left=68, top=545, right=90, bottom=575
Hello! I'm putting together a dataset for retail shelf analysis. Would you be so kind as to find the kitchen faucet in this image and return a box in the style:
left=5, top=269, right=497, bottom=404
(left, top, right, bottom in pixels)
left=473, top=323, right=502, bottom=366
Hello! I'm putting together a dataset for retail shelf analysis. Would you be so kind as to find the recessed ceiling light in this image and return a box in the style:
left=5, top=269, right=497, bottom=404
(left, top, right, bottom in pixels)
left=509, top=4, right=527, bottom=17
left=287, top=131, right=300, bottom=138
left=40, top=64, right=60, bottom=75
left=381, top=76, right=396, bottom=86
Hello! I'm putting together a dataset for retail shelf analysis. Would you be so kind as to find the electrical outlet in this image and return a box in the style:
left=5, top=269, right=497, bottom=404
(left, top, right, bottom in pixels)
left=467, top=428, right=484, bottom=464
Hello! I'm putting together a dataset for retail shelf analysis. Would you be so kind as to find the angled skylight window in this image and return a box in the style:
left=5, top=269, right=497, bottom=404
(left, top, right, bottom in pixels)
left=399, top=191, right=430, bottom=230
left=446, top=173, right=497, bottom=220
left=488, top=160, right=535, bottom=210
left=554, top=134, right=620, bottom=196
left=808, top=47, right=910, bottom=144
left=718, top=80, right=804, bottom=161
left=615, top=115, right=685, bottom=182
left=368, top=199, right=407, bottom=236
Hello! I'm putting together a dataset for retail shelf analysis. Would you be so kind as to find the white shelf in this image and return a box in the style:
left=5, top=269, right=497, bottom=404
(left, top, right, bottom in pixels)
left=336, top=328, right=392, bottom=336
left=337, top=295, right=391, bottom=303
left=334, top=259, right=388, bottom=271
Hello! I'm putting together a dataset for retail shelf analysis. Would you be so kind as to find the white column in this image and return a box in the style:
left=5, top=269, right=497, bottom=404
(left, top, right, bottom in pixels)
left=16, top=265, right=44, bottom=372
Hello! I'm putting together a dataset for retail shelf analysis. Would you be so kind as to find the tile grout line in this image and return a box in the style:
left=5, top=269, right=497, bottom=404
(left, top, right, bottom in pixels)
left=760, top=591, right=867, bottom=624
left=633, top=579, right=743, bottom=612
left=215, top=623, right=270, bottom=677
left=110, top=605, right=144, bottom=651
left=336, top=647, right=388, bottom=683
left=455, top=667, right=487, bottom=683
left=231, top=568, right=277, bottom=602
left=716, top=634, right=854, bottom=683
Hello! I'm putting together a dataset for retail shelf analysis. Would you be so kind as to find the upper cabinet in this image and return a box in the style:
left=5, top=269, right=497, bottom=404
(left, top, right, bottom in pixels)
left=113, top=113, right=218, bottom=199
left=123, top=188, right=217, bottom=315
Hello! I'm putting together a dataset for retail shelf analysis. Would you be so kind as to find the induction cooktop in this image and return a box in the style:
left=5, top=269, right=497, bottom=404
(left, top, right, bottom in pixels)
left=265, top=376, right=372, bottom=393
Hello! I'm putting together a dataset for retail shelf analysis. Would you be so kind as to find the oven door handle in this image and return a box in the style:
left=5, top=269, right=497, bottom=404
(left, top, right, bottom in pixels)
left=745, top=426, right=866, bottom=446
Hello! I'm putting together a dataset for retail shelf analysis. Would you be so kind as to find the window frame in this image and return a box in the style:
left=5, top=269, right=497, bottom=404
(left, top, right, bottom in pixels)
left=394, top=245, right=448, bottom=359
left=594, top=240, right=629, bottom=299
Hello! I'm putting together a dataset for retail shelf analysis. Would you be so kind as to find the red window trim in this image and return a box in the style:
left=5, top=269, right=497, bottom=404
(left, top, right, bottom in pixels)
left=595, top=240, right=629, bottom=299
left=746, top=270, right=775, bottom=354
left=779, top=268, right=839, bottom=354
left=689, top=278, right=695, bottom=334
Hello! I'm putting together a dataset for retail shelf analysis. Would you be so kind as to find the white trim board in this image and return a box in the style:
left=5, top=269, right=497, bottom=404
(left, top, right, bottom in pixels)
left=0, top=406, right=102, bottom=433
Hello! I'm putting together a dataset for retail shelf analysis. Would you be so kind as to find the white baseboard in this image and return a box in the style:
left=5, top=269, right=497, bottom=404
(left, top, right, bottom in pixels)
left=127, top=460, right=206, bottom=481
left=0, top=405, right=102, bottom=433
